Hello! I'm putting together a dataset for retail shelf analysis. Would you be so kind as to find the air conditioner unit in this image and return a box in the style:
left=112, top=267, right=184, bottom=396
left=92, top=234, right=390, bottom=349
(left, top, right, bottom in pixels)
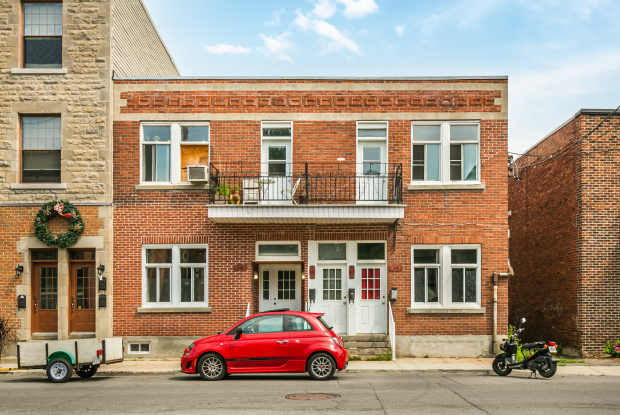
left=187, top=165, right=208, bottom=182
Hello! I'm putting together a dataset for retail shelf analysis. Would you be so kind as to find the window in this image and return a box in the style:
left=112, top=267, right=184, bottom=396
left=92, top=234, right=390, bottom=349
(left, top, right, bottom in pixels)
left=318, top=243, right=346, bottom=261
left=322, top=268, right=342, bottom=300
left=128, top=343, right=150, bottom=354
left=286, top=315, right=314, bottom=331
left=23, top=3, right=62, bottom=68
left=235, top=314, right=284, bottom=334
left=262, top=122, right=292, bottom=178
left=143, top=245, right=208, bottom=307
left=256, top=242, right=301, bottom=260
left=411, top=122, right=479, bottom=183
left=22, top=116, right=61, bottom=183
left=141, top=123, right=210, bottom=184
left=357, top=242, right=385, bottom=260
left=411, top=245, right=481, bottom=308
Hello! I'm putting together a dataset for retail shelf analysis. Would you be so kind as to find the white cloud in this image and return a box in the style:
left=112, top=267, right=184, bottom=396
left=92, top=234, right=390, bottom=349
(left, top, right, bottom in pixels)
left=266, top=8, right=284, bottom=26
left=394, top=24, right=406, bottom=36
left=414, top=0, right=506, bottom=35
left=335, top=0, right=378, bottom=19
left=257, top=32, right=295, bottom=61
left=294, top=10, right=361, bottom=55
left=311, top=0, right=337, bottom=18
left=204, top=44, right=252, bottom=55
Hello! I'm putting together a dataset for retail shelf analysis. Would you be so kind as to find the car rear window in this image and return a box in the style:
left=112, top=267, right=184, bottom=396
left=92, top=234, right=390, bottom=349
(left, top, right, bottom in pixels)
left=317, top=316, right=332, bottom=330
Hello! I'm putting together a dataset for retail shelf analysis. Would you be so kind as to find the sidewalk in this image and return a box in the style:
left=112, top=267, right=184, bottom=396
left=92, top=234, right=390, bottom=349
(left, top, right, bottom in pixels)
left=3, top=356, right=620, bottom=377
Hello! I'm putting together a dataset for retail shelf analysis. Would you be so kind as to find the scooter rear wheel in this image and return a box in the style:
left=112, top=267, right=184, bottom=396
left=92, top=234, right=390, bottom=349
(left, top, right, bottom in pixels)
left=492, top=356, right=512, bottom=376
left=539, top=360, right=557, bottom=378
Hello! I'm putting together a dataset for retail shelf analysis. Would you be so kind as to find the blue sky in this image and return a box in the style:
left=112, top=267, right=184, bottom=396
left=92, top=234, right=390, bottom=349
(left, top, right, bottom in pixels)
left=143, top=0, right=620, bottom=154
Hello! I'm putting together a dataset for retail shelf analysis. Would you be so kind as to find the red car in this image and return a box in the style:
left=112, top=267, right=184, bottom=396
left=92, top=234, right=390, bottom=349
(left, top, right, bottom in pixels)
left=181, top=310, right=348, bottom=380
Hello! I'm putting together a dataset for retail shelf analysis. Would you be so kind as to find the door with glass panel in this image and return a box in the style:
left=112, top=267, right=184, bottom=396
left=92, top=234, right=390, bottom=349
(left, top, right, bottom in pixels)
left=355, top=243, right=387, bottom=333
left=259, top=265, right=301, bottom=311
left=318, top=267, right=347, bottom=334
left=32, top=262, right=58, bottom=334
left=357, top=141, right=387, bottom=204
left=261, top=122, right=292, bottom=204
left=70, top=260, right=96, bottom=333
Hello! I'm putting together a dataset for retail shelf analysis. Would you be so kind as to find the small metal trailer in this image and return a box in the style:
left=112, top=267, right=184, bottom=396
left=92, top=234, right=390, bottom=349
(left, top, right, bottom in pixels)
left=16, top=337, right=123, bottom=383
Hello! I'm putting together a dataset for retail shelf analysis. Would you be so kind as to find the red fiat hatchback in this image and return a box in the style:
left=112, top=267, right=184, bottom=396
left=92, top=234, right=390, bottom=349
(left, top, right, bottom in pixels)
left=181, top=310, right=348, bottom=380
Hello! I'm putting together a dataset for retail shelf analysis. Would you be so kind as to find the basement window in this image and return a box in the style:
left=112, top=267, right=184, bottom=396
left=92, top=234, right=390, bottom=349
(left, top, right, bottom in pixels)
left=128, top=343, right=151, bottom=354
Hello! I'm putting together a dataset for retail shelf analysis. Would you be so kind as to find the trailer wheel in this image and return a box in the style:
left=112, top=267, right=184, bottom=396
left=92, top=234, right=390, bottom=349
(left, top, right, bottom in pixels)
left=46, top=358, right=73, bottom=383
left=76, top=365, right=98, bottom=379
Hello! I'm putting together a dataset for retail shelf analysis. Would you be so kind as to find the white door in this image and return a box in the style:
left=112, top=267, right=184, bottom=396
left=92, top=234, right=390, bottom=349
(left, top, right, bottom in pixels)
left=356, top=265, right=387, bottom=333
left=318, top=266, right=347, bottom=334
left=262, top=140, right=292, bottom=204
left=357, top=141, right=387, bottom=204
left=259, top=265, right=301, bottom=311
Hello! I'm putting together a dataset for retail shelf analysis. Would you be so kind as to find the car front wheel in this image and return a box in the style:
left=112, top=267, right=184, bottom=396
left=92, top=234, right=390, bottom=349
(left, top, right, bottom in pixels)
left=197, top=353, right=226, bottom=381
left=307, top=353, right=336, bottom=380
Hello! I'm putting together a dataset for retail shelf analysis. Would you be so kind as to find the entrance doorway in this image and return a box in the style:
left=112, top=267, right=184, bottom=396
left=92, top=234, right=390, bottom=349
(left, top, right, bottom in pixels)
left=259, top=265, right=301, bottom=311
left=69, top=253, right=96, bottom=334
left=32, top=251, right=59, bottom=334
left=317, top=266, right=347, bottom=334
left=355, top=265, right=387, bottom=333
left=357, top=140, right=387, bottom=204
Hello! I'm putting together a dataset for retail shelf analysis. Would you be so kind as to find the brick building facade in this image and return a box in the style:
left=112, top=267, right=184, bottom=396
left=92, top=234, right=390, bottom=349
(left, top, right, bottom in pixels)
left=509, top=109, right=620, bottom=357
left=112, top=77, right=509, bottom=358
left=0, top=0, right=178, bottom=350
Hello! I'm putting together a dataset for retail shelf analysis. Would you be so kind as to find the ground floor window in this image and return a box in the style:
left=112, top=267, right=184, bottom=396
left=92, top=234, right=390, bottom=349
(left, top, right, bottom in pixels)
left=411, top=245, right=480, bottom=307
left=143, top=245, right=208, bottom=307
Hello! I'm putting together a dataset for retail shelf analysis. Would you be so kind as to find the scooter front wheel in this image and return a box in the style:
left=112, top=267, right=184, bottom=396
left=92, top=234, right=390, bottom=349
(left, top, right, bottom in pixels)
left=492, top=356, right=512, bottom=376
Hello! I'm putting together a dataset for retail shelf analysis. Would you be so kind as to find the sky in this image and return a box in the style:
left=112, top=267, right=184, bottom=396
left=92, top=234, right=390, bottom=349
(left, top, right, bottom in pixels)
left=143, top=0, right=620, bottom=154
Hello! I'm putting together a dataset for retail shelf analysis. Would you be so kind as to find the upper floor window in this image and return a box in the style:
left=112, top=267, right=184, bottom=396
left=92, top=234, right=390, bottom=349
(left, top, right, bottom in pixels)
left=24, top=3, right=62, bottom=68
left=411, top=122, right=479, bottom=183
left=22, top=116, right=61, bottom=183
left=141, top=123, right=210, bottom=184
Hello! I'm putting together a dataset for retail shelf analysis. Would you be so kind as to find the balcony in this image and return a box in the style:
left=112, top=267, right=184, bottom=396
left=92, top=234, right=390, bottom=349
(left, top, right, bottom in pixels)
left=207, top=162, right=404, bottom=224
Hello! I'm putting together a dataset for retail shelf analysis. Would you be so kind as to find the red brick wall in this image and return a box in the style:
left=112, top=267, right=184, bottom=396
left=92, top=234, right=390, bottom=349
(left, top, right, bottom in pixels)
left=113, top=80, right=508, bottom=339
left=0, top=206, right=103, bottom=328
left=508, top=117, right=581, bottom=350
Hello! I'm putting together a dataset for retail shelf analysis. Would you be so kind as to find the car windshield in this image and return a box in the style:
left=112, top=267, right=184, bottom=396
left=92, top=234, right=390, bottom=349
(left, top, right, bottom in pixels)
left=317, top=316, right=332, bottom=330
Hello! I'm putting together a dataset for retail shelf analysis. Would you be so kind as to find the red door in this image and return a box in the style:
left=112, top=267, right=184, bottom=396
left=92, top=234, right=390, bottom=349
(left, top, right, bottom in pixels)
left=229, top=314, right=290, bottom=371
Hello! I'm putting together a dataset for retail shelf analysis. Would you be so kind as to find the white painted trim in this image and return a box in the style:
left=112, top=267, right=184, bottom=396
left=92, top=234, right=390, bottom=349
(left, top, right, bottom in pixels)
left=255, top=241, right=301, bottom=262
left=406, top=183, right=485, bottom=191
left=11, top=68, right=67, bottom=75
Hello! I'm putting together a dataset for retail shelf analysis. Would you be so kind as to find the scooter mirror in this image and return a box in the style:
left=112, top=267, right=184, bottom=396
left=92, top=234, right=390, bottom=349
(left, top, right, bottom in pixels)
left=521, top=318, right=526, bottom=323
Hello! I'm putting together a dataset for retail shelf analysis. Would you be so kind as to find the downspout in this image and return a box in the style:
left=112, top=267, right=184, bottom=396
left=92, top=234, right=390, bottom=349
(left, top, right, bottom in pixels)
left=493, top=260, right=513, bottom=354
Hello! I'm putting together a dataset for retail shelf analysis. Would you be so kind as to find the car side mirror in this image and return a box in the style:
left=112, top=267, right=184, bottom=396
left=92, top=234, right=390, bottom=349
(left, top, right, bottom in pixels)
left=234, top=327, right=243, bottom=340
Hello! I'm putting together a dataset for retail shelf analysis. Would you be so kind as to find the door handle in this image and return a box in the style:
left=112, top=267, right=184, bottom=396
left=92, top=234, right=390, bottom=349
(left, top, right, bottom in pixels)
left=71, top=295, right=75, bottom=313
left=34, top=296, right=38, bottom=313
left=382, top=301, right=385, bottom=304
left=277, top=340, right=289, bottom=344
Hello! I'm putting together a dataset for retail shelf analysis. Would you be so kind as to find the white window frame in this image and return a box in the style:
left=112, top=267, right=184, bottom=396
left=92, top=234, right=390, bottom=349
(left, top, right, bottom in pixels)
left=142, top=244, right=209, bottom=308
left=140, top=122, right=210, bottom=185
left=255, top=241, right=301, bottom=261
left=410, top=121, right=480, bottom=185
left=317, top=241, right=348, bottom=264
left=355, top=241, right=387, bottom=264
left=410, top=245, right=481, bottom=309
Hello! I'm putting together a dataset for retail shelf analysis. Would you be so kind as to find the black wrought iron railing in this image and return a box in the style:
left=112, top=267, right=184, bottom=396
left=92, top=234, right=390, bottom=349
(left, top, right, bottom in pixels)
left=208, top=162, right=403, bottom=205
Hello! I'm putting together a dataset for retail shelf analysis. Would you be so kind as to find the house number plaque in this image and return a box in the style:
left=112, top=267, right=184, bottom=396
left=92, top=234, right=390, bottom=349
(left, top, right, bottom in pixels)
left=233, top=264, right=247, bottom=272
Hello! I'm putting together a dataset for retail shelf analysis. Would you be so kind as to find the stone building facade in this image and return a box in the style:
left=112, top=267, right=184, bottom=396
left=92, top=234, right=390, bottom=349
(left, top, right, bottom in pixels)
left=112, top=77, right=509, bottom=358
left=509, top=109, right=620, bottom=357
left=0, top=0, right=178, bottom=347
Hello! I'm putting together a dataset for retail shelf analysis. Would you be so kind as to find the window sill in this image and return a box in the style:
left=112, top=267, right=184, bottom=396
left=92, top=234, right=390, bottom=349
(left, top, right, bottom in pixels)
left=11, top=183, right=67, bottom=190
left=135, top=183, right=210, bottom=191
left=11, top=68, right=68, bottom=75
left=407, top=307, right=486, bottom=314
left=406, top=182, right=485, bottom=191
left=136, top=307, right=212, bottom=313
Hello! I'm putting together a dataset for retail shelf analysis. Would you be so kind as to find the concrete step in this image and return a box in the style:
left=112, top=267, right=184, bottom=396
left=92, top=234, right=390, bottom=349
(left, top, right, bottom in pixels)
left=348, top=347, right=391, bottom=356
left=341, top=334, right=389, bottom=342
left=344, top=341, right=390, bottom=348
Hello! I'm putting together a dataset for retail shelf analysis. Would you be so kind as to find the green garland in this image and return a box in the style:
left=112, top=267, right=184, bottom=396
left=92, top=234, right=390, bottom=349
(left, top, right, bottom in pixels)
left=34, top=200, right=85, bottom=248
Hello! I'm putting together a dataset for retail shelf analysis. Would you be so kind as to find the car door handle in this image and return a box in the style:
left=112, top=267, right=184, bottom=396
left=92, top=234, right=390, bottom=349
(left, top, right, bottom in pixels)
left=277, top=340, right=289, bottom=344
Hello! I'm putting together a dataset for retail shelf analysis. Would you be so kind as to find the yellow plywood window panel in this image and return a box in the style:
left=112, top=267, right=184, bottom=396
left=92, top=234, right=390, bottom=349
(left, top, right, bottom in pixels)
left=181, top=145, right=209, bottom=182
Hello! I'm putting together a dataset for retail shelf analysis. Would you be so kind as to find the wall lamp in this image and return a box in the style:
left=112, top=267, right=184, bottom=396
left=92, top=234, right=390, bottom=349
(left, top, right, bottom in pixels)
left=253, top=272, right=259, bottom=280
left=15, top=265, right=24, bottom=277
left=97, top=264, right=105, bottom=280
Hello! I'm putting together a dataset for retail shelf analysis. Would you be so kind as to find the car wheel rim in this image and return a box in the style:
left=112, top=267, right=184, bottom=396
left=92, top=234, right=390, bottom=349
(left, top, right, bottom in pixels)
left=311, top=357, right=332, bottom=378
left=202, top=357, right=223, bottom=378
left=51, top=363, right=67, bottom=380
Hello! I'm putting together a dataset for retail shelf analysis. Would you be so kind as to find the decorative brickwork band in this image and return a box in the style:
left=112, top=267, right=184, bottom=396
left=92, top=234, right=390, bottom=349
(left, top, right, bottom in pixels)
left=140, top=235, right=209, bottom=244
left=411, top=236, right=481, bottom=244
left=315, top=231, right=388, bottom=241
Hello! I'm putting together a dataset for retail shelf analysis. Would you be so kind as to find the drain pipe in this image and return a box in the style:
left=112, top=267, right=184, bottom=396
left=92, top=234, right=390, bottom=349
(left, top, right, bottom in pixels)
left=493, top=266, right=512, bottom=354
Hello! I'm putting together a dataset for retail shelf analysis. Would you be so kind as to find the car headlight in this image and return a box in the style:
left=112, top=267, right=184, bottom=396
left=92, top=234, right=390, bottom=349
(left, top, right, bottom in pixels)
left=187, top=342, right=195, bottom=352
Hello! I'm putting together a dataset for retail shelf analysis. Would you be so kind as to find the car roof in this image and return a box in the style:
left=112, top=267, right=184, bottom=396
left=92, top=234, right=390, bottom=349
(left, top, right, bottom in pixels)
left=254, top=310, right=324, bottom=318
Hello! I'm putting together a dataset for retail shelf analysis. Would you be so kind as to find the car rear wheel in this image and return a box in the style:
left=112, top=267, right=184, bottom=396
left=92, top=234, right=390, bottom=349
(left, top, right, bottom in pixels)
left=307, top=353, right=336, bottom=380
left=197, top=353, right=226, bottom=381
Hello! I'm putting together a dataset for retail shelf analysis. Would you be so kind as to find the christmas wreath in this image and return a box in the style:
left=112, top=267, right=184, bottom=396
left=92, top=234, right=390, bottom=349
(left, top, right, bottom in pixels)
left=34, top=200, right=85, bottom=248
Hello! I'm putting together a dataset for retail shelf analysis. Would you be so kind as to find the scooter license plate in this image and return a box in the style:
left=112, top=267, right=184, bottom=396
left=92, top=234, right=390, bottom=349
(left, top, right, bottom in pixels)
left=549, top=346, right=557, bottom=353
left=92, top=357, right=101, bottom=365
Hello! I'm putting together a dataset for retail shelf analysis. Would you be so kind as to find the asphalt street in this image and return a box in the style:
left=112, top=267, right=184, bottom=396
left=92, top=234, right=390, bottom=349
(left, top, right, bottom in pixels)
left=1, top=371, right=620, bottom=414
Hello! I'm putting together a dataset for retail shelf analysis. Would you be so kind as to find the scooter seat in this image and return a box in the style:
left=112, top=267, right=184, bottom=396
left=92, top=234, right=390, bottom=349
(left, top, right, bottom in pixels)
left=522, top=342, right=545, bottom=349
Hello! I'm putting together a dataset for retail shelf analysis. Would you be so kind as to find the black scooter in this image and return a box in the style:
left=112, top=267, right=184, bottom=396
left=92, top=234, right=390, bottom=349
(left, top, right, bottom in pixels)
left=492, top=318, right=558, bottom=378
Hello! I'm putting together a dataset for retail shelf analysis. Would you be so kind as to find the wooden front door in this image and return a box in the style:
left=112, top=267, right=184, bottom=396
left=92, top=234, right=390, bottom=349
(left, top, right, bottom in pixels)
left=32, top=262, right=58, bottom=334
left=70, top=262, right=96, bottom=333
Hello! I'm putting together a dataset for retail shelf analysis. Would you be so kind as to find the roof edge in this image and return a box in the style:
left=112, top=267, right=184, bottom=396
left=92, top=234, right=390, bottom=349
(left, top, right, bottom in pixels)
left=112, top=75, right=508, bottom=81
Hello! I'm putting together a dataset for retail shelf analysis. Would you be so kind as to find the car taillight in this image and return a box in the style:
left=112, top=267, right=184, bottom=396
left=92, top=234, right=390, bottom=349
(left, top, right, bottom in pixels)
left=331, top=337, right=344, bottom=348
